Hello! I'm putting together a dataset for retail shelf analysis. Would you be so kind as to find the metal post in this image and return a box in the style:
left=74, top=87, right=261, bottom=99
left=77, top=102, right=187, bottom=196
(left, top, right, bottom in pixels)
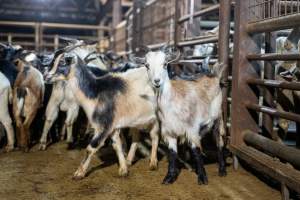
left=218, top=0, right=232, bottom=136
left=38, top=23, right=43, bottom=51
left=263, top=32, right=279, bottom=141
left=35, top=23, right=40, bottom=51
left=231, top=0, right=261, bottom=146
left=112, top=0, right=122, bottom=28
left=7, top=33, right=12, bottom=45
left=54, top=34, right=59, bottom=50
left=174, top=0, right=180, bottom=46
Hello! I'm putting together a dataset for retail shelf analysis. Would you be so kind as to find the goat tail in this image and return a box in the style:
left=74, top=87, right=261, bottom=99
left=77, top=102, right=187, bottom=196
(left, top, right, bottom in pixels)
left=16, top=87, right=28, bottom=117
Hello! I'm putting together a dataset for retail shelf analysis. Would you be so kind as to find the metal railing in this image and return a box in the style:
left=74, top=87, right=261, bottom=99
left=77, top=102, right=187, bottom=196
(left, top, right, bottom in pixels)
left=0, top=21, right=110, bottom=52
left=231, top=0, right=300, bottom=197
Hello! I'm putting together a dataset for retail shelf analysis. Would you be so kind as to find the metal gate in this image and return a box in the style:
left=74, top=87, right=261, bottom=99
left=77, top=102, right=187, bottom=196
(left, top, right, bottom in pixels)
left=231, top=0, right=300, bottom=198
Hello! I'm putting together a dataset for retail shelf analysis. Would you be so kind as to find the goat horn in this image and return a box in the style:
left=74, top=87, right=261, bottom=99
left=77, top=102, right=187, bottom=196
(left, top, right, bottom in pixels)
left=0, top=43, right=7, bottom=48
left=59, top=36, right=78, bottom=43
left=167, top=50, right=181, bottom=64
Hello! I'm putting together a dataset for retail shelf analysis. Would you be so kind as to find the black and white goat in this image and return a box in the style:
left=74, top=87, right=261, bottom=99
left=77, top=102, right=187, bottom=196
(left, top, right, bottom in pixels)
left=45, top=53, right=159, bottom=179
left=39, top=41, right=109, bottom=150
left=136, top=47, right=227, bottom=185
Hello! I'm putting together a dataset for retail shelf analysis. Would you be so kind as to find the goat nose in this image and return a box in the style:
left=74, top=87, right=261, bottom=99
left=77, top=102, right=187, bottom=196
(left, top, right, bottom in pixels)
left=154, top=79, right=160, bottom=84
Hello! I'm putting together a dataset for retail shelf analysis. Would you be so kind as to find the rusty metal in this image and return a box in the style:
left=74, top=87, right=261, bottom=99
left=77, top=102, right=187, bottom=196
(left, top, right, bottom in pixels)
left=247, top=53, right=300, bottom=61
left=177, top=36, right=218, bottom=47
left=243, top=130, right=300, bottom=169
left=246, top=103, right=300, bottom=123
left=263, top=31, right=277, bottom=141
left=247, top=13, right=300, bottom=33
left=231, top=0, right=261, bottom=146
left=248, top=78, right=300, bottom=90
left=230, top=145, right=300, bottom=194
left=178, top=4, right=220, bottom=24
left=218, top=0, right=232, bottom=135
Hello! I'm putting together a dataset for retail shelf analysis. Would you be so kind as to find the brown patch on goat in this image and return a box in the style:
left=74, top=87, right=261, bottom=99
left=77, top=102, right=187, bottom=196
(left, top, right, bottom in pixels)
left=169, top=76, right=220, bottom=126
left=12, top=61, right=44, bottom=151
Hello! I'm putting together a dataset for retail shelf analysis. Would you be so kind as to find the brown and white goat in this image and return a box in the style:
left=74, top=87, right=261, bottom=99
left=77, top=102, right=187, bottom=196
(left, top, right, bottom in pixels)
left=13, top=59, right=44, bottom=151
left=45, top=54, right=159, bottom=179
left=137, top=48, right=226, bottom=185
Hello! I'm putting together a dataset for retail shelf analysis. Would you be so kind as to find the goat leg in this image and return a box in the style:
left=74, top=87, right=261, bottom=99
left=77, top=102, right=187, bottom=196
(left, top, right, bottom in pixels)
left=191, top=147, right=208, bottom=185
left=73, top=129, right=110, bottom=180
left=214, top=117, right=227, bottom=177
left=162, top=136, right=179, bottom=185
left=111, top=130, right=128, bottom=177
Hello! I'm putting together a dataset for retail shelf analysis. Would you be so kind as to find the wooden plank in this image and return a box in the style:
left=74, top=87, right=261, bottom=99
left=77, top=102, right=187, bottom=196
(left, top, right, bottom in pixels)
left=231, top=145, right=300, bottom=193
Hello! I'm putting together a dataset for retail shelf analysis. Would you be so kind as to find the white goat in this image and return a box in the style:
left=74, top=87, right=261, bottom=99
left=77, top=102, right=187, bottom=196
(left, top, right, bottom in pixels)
left=45, top=54, right=159, bottom=179
left=0, top=72, right=14, bottom=152
left=140, top=49, right=226, bottom=185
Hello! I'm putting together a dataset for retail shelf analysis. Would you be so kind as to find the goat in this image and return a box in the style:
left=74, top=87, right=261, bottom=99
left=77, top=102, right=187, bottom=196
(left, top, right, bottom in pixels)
left=135, top=47, right=226, bottom=185
left=0, top=72, right=14, bottom=152
left=13, top=57, right=44, bottom=151
left=39, top=42, right=109, bottom=150
left=45, top=53, right=159, bottom=179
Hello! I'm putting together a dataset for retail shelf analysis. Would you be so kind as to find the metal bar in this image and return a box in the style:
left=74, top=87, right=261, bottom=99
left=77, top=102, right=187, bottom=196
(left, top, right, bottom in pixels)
left=243, top=130, right=300, bottom=169
left=178, top=4, right=220, bottom=24
left=230, top=145, right=300, bottom=194
left=177, top=36, right=218, bottom=47
left=247, top=53, right=300, bottom=60
left=246, top=103, right=300, bottom=123
left=247, top=13, right=300, bottom=33
left=0, top=20, right=36, bottom=27
left=263, top=31, right=277, bottom=140
left=218, top=0, right=232, bottom=136
left=248, top=78, right=300, bottom=90
left=231, top=0, right=261, bottom=146
left=178, top=59, right=218, bottom=64
left=174, top=0, right=180, bottom=46
left=41, top=22, right=110, bottom=31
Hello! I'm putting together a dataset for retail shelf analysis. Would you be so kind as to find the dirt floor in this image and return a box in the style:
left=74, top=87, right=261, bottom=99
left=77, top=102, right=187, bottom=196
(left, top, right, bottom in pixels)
left=0, top=142, right=281, bottom=200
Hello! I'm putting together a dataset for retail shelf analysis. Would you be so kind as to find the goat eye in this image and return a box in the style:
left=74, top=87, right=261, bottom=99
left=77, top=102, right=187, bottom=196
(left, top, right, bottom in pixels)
left=145, top=63, right=149, bottom=69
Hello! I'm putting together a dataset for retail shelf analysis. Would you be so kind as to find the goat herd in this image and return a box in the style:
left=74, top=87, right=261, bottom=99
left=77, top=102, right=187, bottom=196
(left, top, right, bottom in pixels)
left=0, top=37, right=227, bottom=185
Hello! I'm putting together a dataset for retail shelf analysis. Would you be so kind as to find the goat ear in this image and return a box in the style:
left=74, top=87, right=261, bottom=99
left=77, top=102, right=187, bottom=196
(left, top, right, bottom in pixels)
left=59, top=37, right=78, bottom=45
left=166, top=48, right=181, bottom=64
left=0, top=43, right=8, bottom=50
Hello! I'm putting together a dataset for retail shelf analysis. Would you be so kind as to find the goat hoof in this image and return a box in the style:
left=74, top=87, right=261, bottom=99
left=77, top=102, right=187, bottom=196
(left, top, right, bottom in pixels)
left=5, top=145, right=14, bottom=152
left=38, top=143, right=47, bottom=151
left=218, top=169, right=227, bottom=177
left=198, top=175, right=208, bottom=185
left=149, top=160, right=158, bottom=171
left=72, top=175, right=85, bottom=180
left=126, top=160, right=132, bottom=166
left=73, top=170, right=86, bottom=180
left=162, top=172, right=178, bottom=185
left=119, top=167, right=129, bottom=177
